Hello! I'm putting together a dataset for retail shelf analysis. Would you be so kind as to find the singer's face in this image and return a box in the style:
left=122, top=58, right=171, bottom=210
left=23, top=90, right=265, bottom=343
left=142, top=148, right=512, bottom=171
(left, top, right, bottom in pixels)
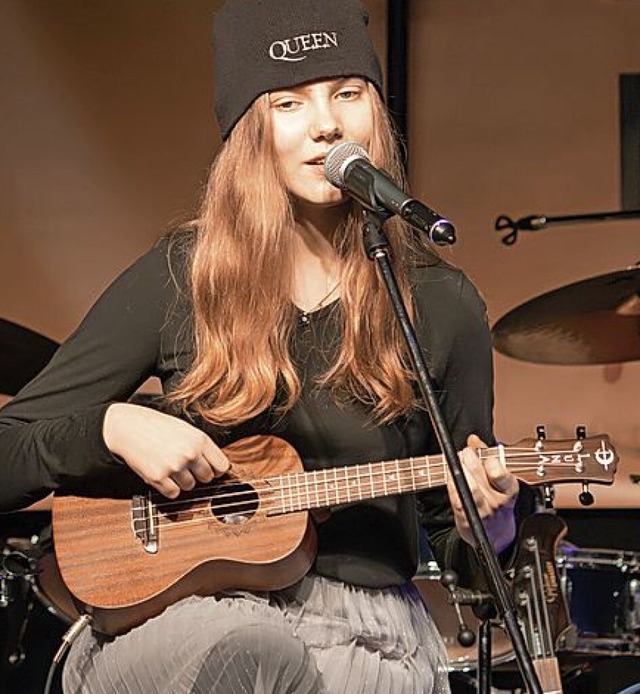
left=269, top=77, right=374, bottom=208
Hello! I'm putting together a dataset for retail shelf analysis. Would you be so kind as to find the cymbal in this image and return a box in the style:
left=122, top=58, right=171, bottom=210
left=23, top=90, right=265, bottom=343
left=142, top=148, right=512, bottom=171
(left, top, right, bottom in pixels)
left=0, top=318, right=59, bottom=395
left=492, top=267, right=640, bottom=365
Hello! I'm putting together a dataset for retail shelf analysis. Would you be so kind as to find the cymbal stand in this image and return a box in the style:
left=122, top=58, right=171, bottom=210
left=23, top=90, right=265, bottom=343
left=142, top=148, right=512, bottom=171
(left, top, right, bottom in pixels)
left=494, top=208, right=640, bottom=245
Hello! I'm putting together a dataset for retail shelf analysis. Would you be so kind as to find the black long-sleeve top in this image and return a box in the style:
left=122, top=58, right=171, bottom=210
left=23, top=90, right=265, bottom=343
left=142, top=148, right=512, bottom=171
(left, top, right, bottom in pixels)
left=0, top=233, right=525, bottom=588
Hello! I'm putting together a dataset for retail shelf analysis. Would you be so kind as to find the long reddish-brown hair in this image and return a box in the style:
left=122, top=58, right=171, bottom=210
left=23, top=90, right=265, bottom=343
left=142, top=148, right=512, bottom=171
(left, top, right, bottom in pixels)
left=169, top=83, right=429, bottom=425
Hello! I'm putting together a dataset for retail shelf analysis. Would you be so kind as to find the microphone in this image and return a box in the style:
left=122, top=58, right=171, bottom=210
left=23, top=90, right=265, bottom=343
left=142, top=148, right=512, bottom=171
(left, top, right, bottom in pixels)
left=324, top=142, right=456, bottom=246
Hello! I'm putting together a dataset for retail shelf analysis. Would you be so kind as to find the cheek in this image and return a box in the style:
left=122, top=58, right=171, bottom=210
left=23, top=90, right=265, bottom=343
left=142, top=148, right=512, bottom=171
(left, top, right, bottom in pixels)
left=344, top=103, right=375, bottom=143
left=271, top=115, right=304, bottom=170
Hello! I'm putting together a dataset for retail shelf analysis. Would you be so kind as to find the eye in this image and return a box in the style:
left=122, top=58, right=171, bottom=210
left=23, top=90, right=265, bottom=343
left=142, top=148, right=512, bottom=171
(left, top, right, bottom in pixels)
left=336, top=88, right=361, bottom=101
left=270, top=95, right=301, bottom=112
left=275, top=100, right=297, bottom=111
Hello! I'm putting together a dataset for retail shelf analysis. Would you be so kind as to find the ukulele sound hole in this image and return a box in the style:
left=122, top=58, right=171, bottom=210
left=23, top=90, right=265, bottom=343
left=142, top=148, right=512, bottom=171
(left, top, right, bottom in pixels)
left=210, top=482, right=259, bottom=525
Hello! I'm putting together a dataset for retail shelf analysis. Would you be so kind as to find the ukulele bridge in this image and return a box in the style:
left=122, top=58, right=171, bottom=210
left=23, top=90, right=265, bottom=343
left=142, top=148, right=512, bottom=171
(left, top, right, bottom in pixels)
left=131, top=493, right=159, bottom=554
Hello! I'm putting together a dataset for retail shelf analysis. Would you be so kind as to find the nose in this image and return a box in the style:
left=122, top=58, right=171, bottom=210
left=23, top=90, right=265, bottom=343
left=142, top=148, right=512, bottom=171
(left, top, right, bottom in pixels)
left=309, top=99, right=342, bottom=143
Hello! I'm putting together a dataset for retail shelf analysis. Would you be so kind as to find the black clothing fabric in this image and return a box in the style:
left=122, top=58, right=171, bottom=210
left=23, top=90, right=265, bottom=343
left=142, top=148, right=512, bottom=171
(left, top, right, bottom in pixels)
left=0, top=233, right=523, bottom=588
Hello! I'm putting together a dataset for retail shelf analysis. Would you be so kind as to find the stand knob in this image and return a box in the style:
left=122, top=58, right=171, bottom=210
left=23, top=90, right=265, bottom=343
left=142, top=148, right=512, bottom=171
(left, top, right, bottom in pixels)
left=439, top=569, right=477, bottom=648
left=457, top=626, right=476, bottom=648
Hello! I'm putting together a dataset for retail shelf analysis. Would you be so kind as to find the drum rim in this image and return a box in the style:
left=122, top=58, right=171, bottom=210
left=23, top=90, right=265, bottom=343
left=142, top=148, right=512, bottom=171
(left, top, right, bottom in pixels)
left=557, top=544, right=640, bottom=572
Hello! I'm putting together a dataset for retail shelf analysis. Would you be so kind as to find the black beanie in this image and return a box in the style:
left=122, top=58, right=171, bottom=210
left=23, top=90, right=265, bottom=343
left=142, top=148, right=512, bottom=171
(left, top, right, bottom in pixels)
left=212, top=0, right=384, bottom=139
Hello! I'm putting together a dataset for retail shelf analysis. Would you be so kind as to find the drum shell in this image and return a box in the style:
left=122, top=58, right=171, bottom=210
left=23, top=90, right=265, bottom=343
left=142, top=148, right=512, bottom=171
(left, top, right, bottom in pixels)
left=557, top=546, right=640, bottom=655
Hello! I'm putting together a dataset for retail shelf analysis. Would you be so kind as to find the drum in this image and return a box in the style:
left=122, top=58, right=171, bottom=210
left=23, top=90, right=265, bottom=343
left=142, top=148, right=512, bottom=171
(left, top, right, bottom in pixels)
left=0, top=536, right=69, bottom=693
left=414, top=565, right=514, bottom=672
left=556, top=545, right=640, bottom=655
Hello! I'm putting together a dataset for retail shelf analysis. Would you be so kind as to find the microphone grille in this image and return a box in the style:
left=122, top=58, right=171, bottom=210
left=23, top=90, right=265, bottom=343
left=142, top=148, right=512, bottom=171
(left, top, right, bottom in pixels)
left=324, top=142, right=369, bottom=187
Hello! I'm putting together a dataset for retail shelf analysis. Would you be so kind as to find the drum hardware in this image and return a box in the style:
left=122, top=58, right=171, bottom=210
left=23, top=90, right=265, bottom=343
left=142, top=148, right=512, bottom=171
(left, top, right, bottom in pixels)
left=413, top=564, right=515, bottom=673
left=441, top=569, right=498, bottom=694
left=494, top=209, right=640, bottom=246
left=1, top=536, right=41, bottom=619
left=0, top=536, right=42, bottom=671
left=491, top=265, right=640, bottom=365
left=439, top=569, right=482, bottom=650
left=0, top=532, right=74, bottom=679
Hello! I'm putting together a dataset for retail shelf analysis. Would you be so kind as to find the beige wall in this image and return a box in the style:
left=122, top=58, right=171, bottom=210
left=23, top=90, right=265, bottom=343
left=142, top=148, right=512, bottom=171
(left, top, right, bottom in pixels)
left=407, top=0, right=640, bottom=507
left=1, top=0, right=638, bottom=507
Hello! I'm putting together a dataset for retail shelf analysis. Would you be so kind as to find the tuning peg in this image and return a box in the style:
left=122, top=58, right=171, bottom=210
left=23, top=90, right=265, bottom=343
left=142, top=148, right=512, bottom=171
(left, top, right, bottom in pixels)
left=542, top=484, right=555, bottom=509
left=578, top=483, right=594, bottom=506
left=576, top=425, right=586, bottom=440
left=536, top=425, right=546, bottom=441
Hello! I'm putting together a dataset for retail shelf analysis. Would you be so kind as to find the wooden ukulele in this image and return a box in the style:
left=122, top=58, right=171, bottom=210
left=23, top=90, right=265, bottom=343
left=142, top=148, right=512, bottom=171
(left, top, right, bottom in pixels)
left=46, top=433, right=617, bottom=636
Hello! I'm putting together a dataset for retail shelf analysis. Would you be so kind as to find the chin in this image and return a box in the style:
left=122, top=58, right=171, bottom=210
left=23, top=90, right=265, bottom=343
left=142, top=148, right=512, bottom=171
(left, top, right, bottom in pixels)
left=292, top=187, right=347, bottom=208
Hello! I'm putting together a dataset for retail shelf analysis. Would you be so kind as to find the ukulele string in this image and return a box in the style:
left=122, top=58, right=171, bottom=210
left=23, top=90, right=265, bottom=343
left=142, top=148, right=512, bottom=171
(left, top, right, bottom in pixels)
left=134, top=456, right=594, bottom=532
left=150, top=446, right=586, bottom=514
left=531, top=539, right=555, bottom=657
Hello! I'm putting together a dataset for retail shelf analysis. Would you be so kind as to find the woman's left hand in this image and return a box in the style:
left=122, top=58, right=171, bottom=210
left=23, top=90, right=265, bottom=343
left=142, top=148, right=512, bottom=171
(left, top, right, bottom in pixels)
left=446, top=434, right=520, bottom=554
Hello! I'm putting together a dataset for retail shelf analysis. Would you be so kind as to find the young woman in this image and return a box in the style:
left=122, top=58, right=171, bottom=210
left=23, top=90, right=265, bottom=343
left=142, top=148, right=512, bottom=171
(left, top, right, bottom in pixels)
left=0, top=1, right=527, bottom=692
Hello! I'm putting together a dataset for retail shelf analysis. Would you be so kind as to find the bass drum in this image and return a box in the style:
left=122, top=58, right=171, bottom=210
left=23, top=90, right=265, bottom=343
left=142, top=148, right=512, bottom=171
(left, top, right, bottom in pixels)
left=413, top=565, right=514, bottom=672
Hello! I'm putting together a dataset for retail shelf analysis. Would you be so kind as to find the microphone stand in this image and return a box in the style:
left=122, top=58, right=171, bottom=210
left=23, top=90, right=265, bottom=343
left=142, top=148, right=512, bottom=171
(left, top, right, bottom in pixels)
left=475, top=599, right=498, bottom=694
left=495, top=208, right=640, bottom=245
left=360, top=209, right=542, bottom=694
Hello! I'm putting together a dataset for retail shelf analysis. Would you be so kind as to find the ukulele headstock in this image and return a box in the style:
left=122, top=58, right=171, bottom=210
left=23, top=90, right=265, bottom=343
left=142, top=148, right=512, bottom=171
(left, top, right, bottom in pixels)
left=508, top=426, right=618, bottom=494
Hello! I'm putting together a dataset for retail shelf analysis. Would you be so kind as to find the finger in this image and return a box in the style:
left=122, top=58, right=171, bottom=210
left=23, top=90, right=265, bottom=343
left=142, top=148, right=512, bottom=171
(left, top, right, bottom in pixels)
left=188, top=456, right=215, bottom=484
left=484, top=449, right=519, bottom=495
left=457, top=447, right=486, bottom=497
left=201, top=437, right=230, bottom=476
left=152, top=477, right=182, bottom=499
left=446, top=476, right=465, bottom=517
left=456, top=449, right=503, bottom=518
left=467, top=433, right=486, bottom=449
left=169, top=467, right=197, bottom=492
left=462, top=440, right=515, bottom=499
left=459, top=445, right=484, bottom=478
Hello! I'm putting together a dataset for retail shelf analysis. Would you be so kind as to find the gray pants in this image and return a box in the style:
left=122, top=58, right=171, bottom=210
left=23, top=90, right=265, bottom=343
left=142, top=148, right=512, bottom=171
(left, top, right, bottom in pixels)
left=63, top=574, right=450, bottom=694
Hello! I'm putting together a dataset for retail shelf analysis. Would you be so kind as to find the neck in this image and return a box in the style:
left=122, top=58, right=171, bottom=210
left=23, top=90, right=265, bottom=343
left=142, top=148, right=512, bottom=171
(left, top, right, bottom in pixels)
left=293, top=199, right=349, bottom=243
left=291, top=204, right=346, bottom=313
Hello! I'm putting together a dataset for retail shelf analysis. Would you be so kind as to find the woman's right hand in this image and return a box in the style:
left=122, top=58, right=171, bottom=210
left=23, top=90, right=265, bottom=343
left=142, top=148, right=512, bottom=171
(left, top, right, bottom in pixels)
left=103, top=403, right=229, bottom=498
